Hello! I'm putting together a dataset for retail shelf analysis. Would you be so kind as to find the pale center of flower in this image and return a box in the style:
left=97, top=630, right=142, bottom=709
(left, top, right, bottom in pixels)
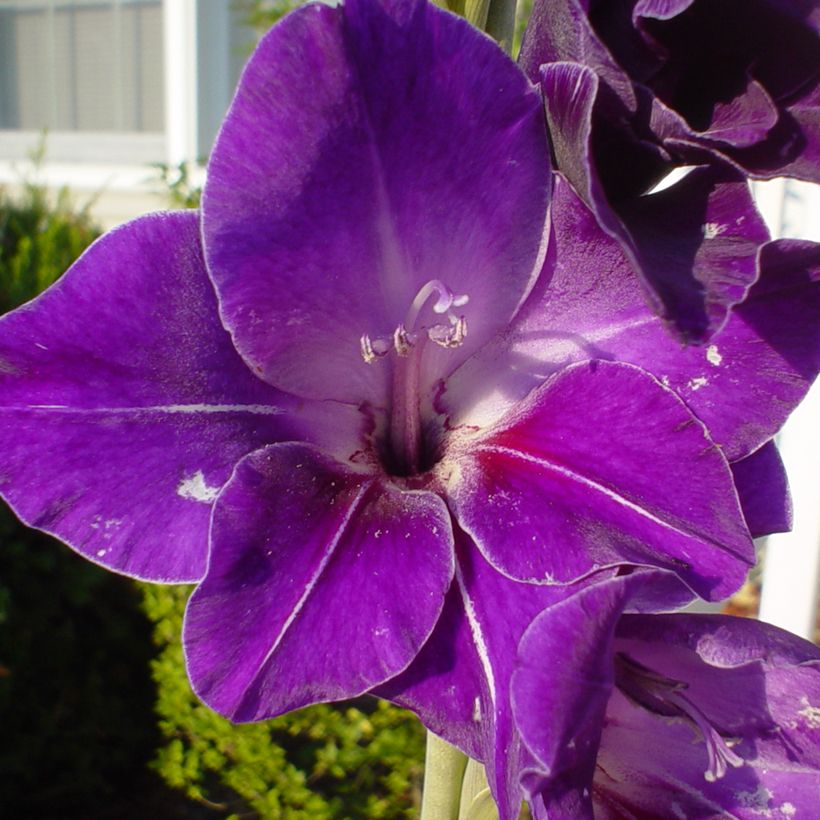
left=359, top=279, right=469, bottom=476
left=614, top=652, right=745, bottom=783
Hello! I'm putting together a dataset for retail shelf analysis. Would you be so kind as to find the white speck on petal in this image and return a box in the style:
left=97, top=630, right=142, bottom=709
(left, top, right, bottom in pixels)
left=706, top=345, right=723, bottom=366
left=96, top=549, right=107, bottom=557
left=780, top=804, right=796, bottom=817
left=472, top=697, right=481, bottom=722
left=177, top=471, right=220, bottom=503
left=798, top=696, right=820, bottom=728
left=736, top=784, right=773, bottom=813
left=688, top=376, right=708, bottom=391
left=704, top=222, right=726, bottom=239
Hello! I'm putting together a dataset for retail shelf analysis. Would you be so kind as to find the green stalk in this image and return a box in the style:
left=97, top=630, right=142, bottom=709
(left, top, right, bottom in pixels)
left=485, top=0, right=518, bottom=53
left=436, top=0, right=518, bottom=53
left=419, top=731, right=470, bottom=820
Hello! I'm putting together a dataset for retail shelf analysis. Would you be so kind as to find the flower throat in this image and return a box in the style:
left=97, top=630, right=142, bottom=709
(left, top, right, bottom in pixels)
left=360, top=280, right=468, bottom=476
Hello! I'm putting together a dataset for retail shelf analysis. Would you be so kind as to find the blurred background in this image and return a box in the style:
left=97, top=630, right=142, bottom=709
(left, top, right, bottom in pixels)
left=0, top=1, right=817, bottom=817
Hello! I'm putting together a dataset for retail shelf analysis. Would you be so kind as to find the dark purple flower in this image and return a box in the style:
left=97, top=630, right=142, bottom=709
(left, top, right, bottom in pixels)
left=0, top=1, right=818, bottom=815
left=512, top=571, right=820, bottom=818
left=519, top=0, right=819, bottom=340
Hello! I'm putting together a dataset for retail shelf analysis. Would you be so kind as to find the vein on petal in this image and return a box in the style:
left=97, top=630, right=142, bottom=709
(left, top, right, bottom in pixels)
left=475, top=443, right=750, bottom=562
left=455, top=562, right=498, bottom=708
left=235, top=480, right=373, bottom=713
left=7, top=403, right=285, bottom=415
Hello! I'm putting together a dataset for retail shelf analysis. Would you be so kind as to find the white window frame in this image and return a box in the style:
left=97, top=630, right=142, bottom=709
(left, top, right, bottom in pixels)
left=755, top=178, right=820, bottom=641
left=0, top=0, right=242, bottom=204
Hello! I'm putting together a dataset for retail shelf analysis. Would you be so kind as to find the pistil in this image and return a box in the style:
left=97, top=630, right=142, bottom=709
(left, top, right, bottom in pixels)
left=390, top=336, right=426, bottom=475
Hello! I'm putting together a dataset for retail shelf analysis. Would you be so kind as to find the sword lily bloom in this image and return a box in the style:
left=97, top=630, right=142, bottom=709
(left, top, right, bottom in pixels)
left=0, top=1, right=819, bottom=816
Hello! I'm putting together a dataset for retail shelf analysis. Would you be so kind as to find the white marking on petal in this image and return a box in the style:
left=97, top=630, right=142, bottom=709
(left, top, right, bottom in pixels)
left=703, top=222, right=726, bottom=239
left=798, top=696, right=820, bottom=728
left=177, top=471, right=221, bottom=503
left=23, top=403, right=284, bottom=415
left=736, top=784, right=773, bottom=812
left=455, top=564, right=497, bottom=707
left=688, top=376, right=708, bottom=391
left=472, top=697, right=481, bottom=723
left=706, top=345, right=723, bottom=366
left=780, top=803, right=796, bottom=817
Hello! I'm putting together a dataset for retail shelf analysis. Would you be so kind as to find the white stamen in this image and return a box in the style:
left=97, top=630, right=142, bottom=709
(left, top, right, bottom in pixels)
left=360, top=334, right=390, bottom=364
left=428, top=316, right=468, bottom=348
left=359, top=279, right=469, bottom=363
left=393, top=325, right=415, bottom=356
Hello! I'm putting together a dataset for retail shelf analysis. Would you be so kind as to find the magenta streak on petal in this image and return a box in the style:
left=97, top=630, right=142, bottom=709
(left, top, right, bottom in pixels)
left=445, top=360, right=754, bottom=599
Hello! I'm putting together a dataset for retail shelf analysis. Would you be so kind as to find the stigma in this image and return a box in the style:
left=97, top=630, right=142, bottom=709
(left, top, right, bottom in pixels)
left=360, top=279, right=469, bottom=364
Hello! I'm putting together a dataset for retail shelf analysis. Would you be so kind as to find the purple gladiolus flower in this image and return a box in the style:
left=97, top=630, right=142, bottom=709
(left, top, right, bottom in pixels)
left=519, top=0, right=820, bottom=341
left=0, top=0, right=819, bottom=814
left=513, top=571, right=820, bottom=818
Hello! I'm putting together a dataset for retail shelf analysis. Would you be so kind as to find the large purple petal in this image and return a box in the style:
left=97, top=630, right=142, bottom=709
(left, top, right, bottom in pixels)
left=731, top=441, right=792, bottom=538
left=445, top=360, right=753, bottom=600
left=445, top=181, right=820, bottom=463
left=0, top=212, right=295, bottom=582
left=183, top=442, right=453, bottom=721
left=539, top=61, right=769, bottom=342
left=202, top=0, right=550, bottom=407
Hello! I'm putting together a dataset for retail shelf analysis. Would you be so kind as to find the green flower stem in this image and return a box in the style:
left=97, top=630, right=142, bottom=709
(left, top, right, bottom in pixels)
left=420, top=731, right=470, bottom=820
left=458, top=757, right=493, bottom=819
left=436, top=0, right=517, bottom=53
left=485, top=0, right=518, bottom=53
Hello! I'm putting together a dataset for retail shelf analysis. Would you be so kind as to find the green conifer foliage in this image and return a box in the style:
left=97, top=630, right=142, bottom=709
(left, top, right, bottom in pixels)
left=142, top=585, right=425, bottom=818
left=0, top=183, right=99, bottom=314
